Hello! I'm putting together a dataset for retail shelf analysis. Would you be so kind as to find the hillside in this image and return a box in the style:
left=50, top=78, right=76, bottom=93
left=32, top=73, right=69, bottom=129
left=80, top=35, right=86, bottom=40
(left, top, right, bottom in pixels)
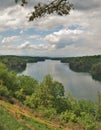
left=0, top=99, right=101, bottom=130
left=0, top=99, right=62, bottom=130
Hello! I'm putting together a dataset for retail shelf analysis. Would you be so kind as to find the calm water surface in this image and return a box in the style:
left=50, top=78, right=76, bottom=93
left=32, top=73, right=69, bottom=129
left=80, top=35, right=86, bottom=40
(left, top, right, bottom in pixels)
left=21, top=60, right=101, bottom=101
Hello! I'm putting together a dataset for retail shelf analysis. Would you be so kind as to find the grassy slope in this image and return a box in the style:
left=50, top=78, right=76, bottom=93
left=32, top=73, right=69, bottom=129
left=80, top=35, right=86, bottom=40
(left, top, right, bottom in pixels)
left=0, top=104, right=30, bottom=130
left=0, top=100, right=62, bottom=130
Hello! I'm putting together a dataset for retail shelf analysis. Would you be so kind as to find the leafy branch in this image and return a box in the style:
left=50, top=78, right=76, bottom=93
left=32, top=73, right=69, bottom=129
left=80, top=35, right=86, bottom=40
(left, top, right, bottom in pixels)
left=15, top=0, right=73, bottom=21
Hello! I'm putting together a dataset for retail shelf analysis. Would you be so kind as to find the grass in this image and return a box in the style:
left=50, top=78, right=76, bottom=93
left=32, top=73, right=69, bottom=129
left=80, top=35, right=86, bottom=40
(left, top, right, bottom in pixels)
left=22, top=115, right=54, bottom=130
left=0, top=104, right=30, bottom=130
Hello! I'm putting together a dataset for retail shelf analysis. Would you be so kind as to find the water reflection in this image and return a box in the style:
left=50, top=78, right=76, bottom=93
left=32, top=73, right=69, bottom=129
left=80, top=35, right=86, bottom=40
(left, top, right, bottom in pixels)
left=21, top=60, right=101, bottom=101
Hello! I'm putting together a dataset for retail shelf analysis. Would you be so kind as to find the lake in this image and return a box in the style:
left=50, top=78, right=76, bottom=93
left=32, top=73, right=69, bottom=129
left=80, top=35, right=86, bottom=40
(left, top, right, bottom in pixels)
left=20, top=60, right=101, bottom=101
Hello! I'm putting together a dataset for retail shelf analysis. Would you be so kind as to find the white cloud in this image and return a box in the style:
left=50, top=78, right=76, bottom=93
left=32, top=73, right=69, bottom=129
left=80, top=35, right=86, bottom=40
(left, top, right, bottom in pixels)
left=0, top=0, right=101, bottom=56
left=0, top=5, right=33, bottom=31
left=2, top=35, right=20, bottom=43
left=17, top=41, right=30, bottom=49
left=16, top=41, right=50, bottom=50
left=44, top=29, right=83, bottom=48
left=29, top=35, right=40, bottom=39
left=45, top=34, right=59, bottom=44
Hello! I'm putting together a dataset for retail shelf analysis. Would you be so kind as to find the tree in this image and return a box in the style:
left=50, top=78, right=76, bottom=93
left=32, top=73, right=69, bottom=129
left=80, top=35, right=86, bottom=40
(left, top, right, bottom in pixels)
left=15, top=0, right=73, bottom=21
left=0, top=84, right=9, bottom=97
left=91, top=62, right=101, bottom=81
left=17, top=75, right=38, bottom=95
left=24, top=75, right=65, bottom=114
left=0, top=63, right=19, bottom=93
left=15, top=75, right=38, bottom=102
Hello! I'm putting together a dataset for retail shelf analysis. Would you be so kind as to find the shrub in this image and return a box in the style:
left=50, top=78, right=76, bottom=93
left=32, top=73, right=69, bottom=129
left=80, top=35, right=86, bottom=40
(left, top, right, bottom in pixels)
left=78, top=112, right=96, bottom=130
left=38, top=106, right=57, bottom=118
left=0, top=85, right=9, bottom=97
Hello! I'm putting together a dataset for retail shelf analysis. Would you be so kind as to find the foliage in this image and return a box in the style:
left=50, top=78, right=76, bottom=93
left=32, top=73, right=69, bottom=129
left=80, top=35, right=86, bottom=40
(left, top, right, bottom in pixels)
left=61, top=110, right=77, bottom=123
left=78, top=113, right=96, bottom=130
left=0, top=85, right=9, bottom=97
left=17, top=127, right=24, bottom=130
left=15, top=0, right=73, bottom=21
left=24, top=75, right=65, bottom=115
left=61, top=100, right=97, bottom=129
left=91, top=62, right=101, bottom=81
left=39, top=107, right=57, bottom=118
left=0, top=63, right=19, bottom=94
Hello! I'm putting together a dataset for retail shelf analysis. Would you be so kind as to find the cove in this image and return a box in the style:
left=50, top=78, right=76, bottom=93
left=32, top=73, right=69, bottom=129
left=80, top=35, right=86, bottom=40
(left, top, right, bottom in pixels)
left=20, top=60, right=101, bottom=101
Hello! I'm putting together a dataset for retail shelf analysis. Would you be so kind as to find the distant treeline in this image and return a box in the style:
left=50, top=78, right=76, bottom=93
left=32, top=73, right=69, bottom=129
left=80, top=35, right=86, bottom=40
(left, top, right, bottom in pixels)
left=0, top=55, right=101, bottom=81
left=61, top=55, right=101, bottom=81
left=0, top=55, right=46, bottom=72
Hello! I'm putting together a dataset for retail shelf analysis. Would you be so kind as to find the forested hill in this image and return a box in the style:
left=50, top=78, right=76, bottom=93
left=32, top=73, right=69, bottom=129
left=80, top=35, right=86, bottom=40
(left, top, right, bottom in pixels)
left=61, top=55, right=101, bottom=81
left=0, top=55, right=46, bottom=72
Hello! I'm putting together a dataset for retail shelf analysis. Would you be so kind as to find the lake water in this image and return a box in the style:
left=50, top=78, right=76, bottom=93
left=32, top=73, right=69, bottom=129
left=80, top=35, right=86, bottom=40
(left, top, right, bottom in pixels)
left=20, top=60, right=101, bottom=101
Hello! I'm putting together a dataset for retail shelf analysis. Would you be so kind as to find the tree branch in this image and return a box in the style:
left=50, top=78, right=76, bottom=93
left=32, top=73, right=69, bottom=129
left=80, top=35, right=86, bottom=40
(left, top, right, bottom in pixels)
left=15, top=0, right=73, bottom=21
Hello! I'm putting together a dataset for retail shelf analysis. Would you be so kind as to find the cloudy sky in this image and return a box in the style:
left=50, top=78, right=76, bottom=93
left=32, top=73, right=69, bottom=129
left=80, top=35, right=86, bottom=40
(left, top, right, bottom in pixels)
left=0, top=0, right=101, bottom=57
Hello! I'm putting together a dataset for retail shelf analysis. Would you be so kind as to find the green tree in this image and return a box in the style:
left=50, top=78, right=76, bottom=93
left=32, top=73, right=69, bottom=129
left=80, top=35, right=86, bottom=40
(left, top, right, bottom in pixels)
left=17, top=76, right=38, bottom=95
left=0, top=84, right=9, bottom=97
left=15, top=88, right=25, bottom=101
left=15, top=75, right=38, bottom=102
left=25, top=75, right=65, bottom=114
left=91, top=62, right=101, bottom=81
left=0, top=63, right=18, bottom=93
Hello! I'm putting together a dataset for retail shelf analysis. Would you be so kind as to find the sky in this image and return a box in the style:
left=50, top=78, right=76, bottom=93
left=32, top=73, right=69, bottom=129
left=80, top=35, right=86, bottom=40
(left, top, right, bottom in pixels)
left=0, top=0, right=101, bottom=57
